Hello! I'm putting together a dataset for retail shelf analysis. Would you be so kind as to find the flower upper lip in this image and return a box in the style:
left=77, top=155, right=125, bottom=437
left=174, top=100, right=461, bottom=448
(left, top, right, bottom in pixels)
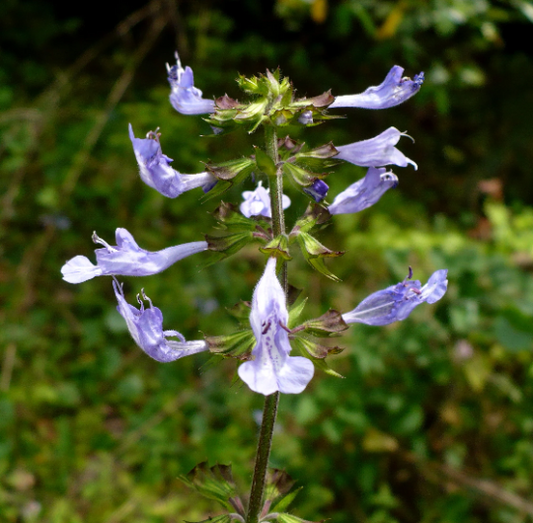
left=60, top=228, right=208, bottom=283
left=113, top=279, right=208, bottom=363
left=167, top=51, right=216, bottom=115
left=334, top=127, right=418, bottom=170
left=328, top=167, right=398, bottom=215
left=129, top=123, right=216, bottom=198
left=342, top=269, right=448, bottom=326
left=330, top=65, right=424, bottom=110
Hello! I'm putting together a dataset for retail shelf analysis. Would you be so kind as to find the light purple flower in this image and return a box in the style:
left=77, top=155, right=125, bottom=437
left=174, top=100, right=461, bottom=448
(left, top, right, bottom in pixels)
left=330, top=66, right=424, bottom=110
left=298, top=110, right=313, bottom=125
left=240, top=182, right=290, bottom=218
left=342, top=268, right=448, bottom=326
left=129, top=124, right=216, bottom=198
left=61, top=228, right=207, bottom=283
left=167, top=52, right=215, bottom=115
left=303, top=179, right=329, bottom=202
left=238, top=258, right=314, bottom=395
left=335, top=127, right=417, bottom=169
left=328, top=167, right=398, bottom=215
left=113, top=280, right=208, bottom=363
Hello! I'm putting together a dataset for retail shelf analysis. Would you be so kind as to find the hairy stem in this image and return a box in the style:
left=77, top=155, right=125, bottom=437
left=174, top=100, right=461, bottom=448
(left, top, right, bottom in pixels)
left=245, top=391, right=280, bottom=523
left=245, top=124, right=286, bottom=523
left=265, top=125, right=287, bottom=288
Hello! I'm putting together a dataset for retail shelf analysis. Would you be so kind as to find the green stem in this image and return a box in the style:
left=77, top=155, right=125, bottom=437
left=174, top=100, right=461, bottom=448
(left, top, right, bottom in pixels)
left=265, top=125, right=287, bottom=289
left=245, top=392, right=280, bottom=523
left=245, top=125, right=286, bottom=523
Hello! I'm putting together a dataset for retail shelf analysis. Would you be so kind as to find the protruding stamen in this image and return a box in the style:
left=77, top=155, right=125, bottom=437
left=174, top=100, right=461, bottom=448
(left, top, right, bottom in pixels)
left=91, top=231, right=115, bottom=251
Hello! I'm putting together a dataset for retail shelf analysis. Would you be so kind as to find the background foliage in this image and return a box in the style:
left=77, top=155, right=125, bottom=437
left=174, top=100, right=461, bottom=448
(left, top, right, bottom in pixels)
left=1, top=0, right=533, bottom=522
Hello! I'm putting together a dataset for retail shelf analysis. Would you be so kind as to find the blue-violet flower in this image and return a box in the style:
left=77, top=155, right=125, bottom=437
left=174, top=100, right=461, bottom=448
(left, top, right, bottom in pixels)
left=167, top=52, right=216, bottom=115
left=129, top=124, right=216, bottom=198
left=238, top=258, right=314, bottom=395
left=342, top=268, right=448, bottom=326
left=61, top=228, right=207, bottom=283
left=303, top=179, right=329, bottom=202
left=335, top=127, right=417, bottom=169
left=330, top=66, right=424, bottom=110
left=240, top=182, right=290, bottom=218
left=328, top=167, right=398, bottom=215
left=113, top=280, right=208, bottom=362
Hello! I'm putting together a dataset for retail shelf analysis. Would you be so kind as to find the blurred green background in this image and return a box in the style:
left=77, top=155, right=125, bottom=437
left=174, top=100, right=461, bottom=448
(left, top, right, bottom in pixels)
left=1, top=0, right=533, bottom=521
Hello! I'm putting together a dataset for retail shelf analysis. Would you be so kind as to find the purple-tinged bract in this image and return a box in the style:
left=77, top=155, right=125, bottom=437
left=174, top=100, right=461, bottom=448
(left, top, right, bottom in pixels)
left=113, top=280, right=208, bottom=362
left=330, top=66, right=424, bottom=110
left=238, top=258, right=314, bottom=395
left=335, top=127, right=417, bottom=170
left=129, top=124, right=215, bottom=198
left=342, top=269, right=448, bottom=326
left=167, top=52, right=216, bottom=115
left=328, top=167, right=398, bottom=215
left=61, top=228, right=207, bottom=283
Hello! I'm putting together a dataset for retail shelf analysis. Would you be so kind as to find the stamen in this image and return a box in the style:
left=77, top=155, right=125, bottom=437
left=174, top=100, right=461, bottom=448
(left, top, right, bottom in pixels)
left=279, top=322, right=292, bottom=333
left=146, top=128, right=161, bottom=141
left=112, top=277, right=124, bottom=296
left=91, top=231, right=115, bottom=251
left=164, top=329, right=186, bottom=342
left=401, top=131, right=415, bottom=143
left=140, top=288, right=153, bottom=307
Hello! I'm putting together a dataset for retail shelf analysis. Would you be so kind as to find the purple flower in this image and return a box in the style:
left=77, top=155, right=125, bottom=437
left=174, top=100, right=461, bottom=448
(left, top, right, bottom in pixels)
left=129, top=124, right=216, bottom=198
left=328, top=167, right=398, bottom=215
left=238, top=258, right=314, bottom=395
left=167, top=52, right=215, bottom=115
left=61, top=228, right=207, bottom=283
left=298, top=110, right=313, bottom=125
left=240, top=182, right=290, bottom=218
left=335, top=127, right=417, bottom=169
left=330, top=66, right=424, bottom=110
left=303, top=179, right=329, bottom=202
left=113, top=280, right=208, bottom=363
left=342, top=268, right=448, bottom=326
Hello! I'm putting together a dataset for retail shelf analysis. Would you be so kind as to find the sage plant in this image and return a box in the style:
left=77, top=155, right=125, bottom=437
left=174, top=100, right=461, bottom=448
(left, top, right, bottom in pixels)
left=61, top=53, right=447, bottom=523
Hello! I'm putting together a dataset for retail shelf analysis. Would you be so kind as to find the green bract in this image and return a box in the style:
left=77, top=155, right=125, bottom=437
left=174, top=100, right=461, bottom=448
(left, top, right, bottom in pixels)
left=204, top=69, right=337, bottom=135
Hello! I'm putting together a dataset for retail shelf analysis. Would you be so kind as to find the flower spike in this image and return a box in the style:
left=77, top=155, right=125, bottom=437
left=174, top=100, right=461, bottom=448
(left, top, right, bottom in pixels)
left=113, top=280, right=208, bottom=362
left=328, top=167, right=398, bottom=215
left=129, top=124, right=216, bottom=198
left=342, top=269, right=448, bottom=326
left=335, top=127, right=417, bottom=169
left=238, top=258, right=314, bottom=395
left=330, top=66, right=424, bottom=110
left=61, top=228, right=207, bottom=283
left=167, top=52, right=216, bottom=115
